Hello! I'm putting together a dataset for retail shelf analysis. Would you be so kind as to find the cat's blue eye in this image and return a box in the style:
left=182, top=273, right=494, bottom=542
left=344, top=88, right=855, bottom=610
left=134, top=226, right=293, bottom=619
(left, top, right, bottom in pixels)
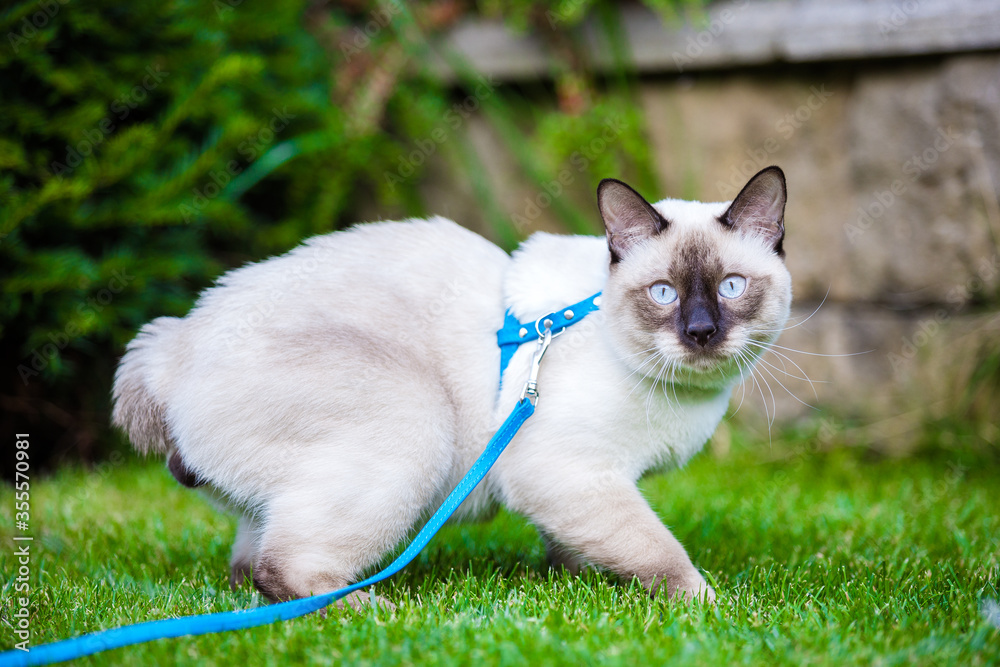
left=649, top=282, right=678, bottom=305
left=719, top=275, right=747, bottom=299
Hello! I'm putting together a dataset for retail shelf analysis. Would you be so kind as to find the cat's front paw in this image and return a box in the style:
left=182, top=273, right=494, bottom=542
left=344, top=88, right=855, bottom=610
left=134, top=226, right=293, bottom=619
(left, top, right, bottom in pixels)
left=670, top=570, right=716, bottom=604
left=339, top=590, right=397, bottom=614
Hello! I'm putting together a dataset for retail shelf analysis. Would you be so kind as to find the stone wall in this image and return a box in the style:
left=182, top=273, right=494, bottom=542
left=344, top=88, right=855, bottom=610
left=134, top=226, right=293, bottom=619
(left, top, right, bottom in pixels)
left=369, top=8, right=1000, bottom=446
left=637, top=53, right=1000, bottom=439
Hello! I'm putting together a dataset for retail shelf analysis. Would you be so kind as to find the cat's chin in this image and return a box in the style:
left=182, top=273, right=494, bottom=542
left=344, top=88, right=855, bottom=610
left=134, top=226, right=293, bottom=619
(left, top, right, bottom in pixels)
left=682, top=351, right=725, bottom=371
left=691, top=344, right=770, bottom=388
left=649, top=354, right=743, bottom=393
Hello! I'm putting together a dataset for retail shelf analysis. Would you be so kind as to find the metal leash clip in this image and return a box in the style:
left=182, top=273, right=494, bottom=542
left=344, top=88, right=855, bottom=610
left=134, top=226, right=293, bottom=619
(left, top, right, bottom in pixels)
left=520, top=322, right=553, bottom=404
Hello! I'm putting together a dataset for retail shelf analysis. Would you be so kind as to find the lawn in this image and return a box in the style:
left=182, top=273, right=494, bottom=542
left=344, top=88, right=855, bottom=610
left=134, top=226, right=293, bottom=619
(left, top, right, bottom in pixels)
left=2, top=430, right=998, bottom=666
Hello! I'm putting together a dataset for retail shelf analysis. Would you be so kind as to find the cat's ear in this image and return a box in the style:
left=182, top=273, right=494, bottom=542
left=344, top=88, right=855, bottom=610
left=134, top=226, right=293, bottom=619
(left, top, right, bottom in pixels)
left=720, top=166, right=787, bottom=256
left=597, top=179, right=668, bottom=264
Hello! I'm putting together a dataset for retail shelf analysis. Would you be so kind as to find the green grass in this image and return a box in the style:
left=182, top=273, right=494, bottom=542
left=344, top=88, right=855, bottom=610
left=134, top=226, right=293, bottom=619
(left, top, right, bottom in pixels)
left=2, top=435, right=998, bottom=666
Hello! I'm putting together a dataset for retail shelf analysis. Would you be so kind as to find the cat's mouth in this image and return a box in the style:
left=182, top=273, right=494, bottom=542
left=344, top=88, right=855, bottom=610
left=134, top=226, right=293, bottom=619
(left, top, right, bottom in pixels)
left=679, top=343, right=749, bottom=378
left=682, top=349, right=729, bottom=371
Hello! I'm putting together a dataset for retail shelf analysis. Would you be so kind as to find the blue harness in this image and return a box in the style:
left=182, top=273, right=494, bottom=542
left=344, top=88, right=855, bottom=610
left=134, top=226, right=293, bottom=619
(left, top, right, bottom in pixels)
left=0, top=294, right=602, bottom=667
left=497, top=292, right=602, bottom=381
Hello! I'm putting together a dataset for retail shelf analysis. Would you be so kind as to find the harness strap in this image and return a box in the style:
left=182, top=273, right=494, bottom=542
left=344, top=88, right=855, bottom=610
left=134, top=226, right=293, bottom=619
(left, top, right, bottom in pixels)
left=496, top=292, right=602, bottom=382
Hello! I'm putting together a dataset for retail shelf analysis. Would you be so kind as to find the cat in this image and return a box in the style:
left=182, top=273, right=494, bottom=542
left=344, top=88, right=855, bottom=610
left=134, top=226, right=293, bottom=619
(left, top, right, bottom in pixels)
left=112, top=166, right=791, bottom=607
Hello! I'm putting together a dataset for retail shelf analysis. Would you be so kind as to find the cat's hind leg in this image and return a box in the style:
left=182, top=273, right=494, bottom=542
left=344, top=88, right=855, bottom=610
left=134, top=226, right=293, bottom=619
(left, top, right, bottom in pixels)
left=250, top=401, right=456, bottom=611
left=541, top=530, right=586, bottom=575
left=230, top=513, right=260, bottom=589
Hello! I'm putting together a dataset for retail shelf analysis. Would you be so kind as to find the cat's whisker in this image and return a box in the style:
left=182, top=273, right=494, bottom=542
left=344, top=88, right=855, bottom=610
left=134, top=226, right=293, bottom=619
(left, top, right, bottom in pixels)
left=714, top=357, right=730, bottom=384
left=755, top=357, right=818, bottom=388
left=760, top=368, right=777, bottom=429
left=622, top=369, right=656, bottom=411
left=644, top=354, right=670, bottom=436
left=729, top=352, right=750, bottom=419
left=614, top=346, right=662, bottom=389
left=671, top=362, right=681, bottom=402
left=753, top=356, right=820, bottom=411
left=751, top=344, right=824, bottom=385
left=752, top=354, right=822, bottom=400
left=745, top=354, right=774, bottom=431
left=752, top=341, right=790, bottom=373
left=623, top=373, right=652, bottom=406
left=617, top=355, right=666, bottom=409
left=763, top=346, right=829, bottom=391
left=744, top=339, right=873, bottom=359
left=620, top=349, right=667, bottom=408
left=667, top=359, right=682, bottom=410
left=746, top=361, right=776, bottom=446
left=618, top=345, right=661, bottom=361
left=753, top=287, right=831, bottom=334
left=733, top=349, right=760, bottom=411
left=644, top=355, right=681, bottom=424
left=740, top=340, right=836, bottom=403
left=671, top=363, right=686, bottom=421
left=613, top=346, right=664, bottom=390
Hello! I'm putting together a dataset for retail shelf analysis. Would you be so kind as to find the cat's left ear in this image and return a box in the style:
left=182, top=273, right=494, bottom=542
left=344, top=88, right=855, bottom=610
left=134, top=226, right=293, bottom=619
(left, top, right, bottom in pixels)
left=720, top=166, right=787, bottom=256
left=597, top=179, right=668, bottom=264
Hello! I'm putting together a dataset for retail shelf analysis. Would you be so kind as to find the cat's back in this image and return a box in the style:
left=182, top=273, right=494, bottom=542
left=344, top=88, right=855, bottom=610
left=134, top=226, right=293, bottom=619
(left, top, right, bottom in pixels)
left=172, top=216, right=505, bottom=341
left=199, top=217, right=505, bottom=310
left=146, top=217, right=510, bottom=409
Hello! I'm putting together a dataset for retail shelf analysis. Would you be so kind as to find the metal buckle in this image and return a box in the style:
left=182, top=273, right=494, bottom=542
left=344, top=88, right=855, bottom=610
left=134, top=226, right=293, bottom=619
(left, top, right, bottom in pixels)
left=534, top=314, right=566, bottom=339
left=520, top=325, right=553, bottom=405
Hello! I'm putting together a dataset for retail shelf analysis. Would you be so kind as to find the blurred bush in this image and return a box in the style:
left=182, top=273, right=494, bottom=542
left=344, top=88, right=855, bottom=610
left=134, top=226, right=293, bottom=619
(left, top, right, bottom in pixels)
left=0, top=0, right=689, bottom=473
left=0, top=0, right=433, bottom=470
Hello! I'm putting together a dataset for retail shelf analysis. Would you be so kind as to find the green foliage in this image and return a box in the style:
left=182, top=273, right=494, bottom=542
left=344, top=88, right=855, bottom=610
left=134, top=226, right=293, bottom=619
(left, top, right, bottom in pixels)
left=0, top=0, right=689, bottom=470
left=0, top=0, right=439, bottom=468
left=1, top=440, right=997, bottom=663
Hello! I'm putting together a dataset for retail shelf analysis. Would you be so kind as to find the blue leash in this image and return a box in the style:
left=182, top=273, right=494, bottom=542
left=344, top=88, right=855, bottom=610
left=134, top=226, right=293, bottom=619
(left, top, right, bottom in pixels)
left=1, top=297, right=600, bottom=666
left=1, top=400, right=535, bottom=666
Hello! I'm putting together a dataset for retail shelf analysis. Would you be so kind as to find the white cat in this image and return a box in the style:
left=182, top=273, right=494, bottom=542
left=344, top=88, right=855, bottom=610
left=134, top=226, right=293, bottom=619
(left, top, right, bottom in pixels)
left=113, top=166, right=791, bottom=605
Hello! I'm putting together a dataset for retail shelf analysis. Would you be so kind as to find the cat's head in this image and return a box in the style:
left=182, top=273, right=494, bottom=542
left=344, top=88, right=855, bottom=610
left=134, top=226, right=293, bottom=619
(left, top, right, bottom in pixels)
left=598, top=166, right=792, bottom=391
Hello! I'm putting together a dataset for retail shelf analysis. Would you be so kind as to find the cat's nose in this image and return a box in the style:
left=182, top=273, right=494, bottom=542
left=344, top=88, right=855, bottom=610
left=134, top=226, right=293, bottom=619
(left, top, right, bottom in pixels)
left=685, top=321, right=717, bottom=347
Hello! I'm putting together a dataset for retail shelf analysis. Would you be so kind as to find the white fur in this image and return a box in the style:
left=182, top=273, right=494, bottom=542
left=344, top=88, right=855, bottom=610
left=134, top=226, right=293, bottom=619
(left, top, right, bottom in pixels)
left=113, top=188, right=791, bottom=605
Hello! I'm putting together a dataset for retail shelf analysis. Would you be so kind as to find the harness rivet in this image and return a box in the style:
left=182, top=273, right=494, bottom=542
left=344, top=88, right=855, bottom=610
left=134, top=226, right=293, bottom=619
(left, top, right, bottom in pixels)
left=593, top=296, right=602, bottom=306
left=518, top=327, right=527, bottom=338
left=564, top=309, right=574, bottom=320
